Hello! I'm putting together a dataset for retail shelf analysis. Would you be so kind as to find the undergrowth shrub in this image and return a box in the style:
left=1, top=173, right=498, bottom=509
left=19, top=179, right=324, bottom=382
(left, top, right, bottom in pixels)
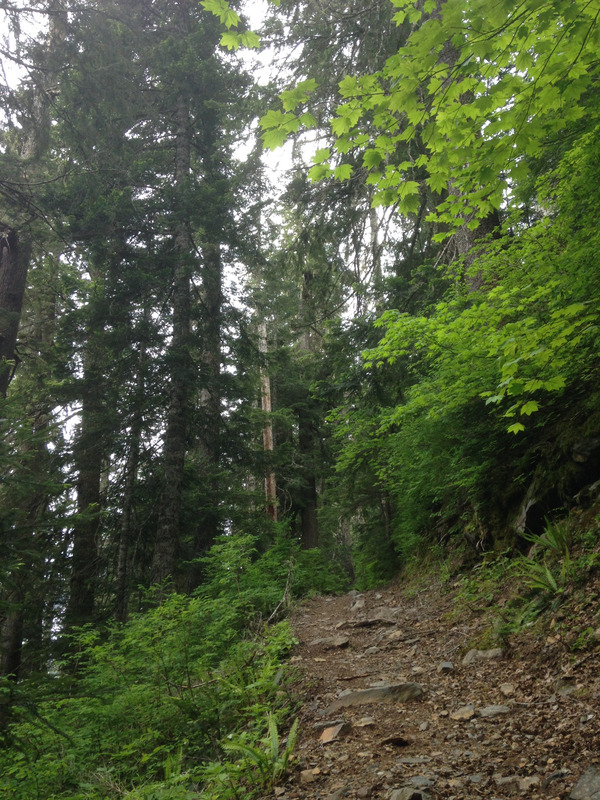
left=0, top=531, right=322, bottom=800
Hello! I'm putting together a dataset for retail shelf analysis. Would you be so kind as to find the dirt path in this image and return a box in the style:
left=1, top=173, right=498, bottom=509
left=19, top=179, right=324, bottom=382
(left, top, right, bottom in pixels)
left=278, top=581, right=600, bottom=800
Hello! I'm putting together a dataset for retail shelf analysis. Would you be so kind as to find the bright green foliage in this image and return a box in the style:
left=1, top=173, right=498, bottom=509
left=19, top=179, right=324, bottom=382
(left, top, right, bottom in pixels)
left=262, top=0, right=600, bottom=223
left=328, top=117, right=600, bottom=562
left=217, top=714, right=299, bottom=792
left=0, top=529, right=349, bottom=800
left=364, top=129, right=600, bottom=430
left=519, top=521, right=573, bottom=597
left=0, top=533, right=312, bottom=800
left=201, top=0, right=240, bottom=29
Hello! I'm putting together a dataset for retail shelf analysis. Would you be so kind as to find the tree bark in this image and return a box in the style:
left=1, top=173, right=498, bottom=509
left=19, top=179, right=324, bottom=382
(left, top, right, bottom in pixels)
left=114, top=336, right=146, bottom=622
left=152, top=94, right=193, bottom=588
left=297, top=271, right=320, bottom=549
left=0, top=227, right=31, bottom=397
left=0, top=406, right=52, bottom=728
left=258, top=321, right=277, bottom=520
left=64, top=333, right=104, bottom=631
left=298, top=408, right=319, bottom=549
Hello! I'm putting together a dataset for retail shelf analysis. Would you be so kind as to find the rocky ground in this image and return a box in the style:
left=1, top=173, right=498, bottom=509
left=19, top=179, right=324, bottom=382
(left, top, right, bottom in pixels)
left=276, top=578, right=600, bottom=800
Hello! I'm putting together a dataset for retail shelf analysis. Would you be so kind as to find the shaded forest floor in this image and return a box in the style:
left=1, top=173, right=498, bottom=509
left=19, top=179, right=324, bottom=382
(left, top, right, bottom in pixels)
left=277, top=572, right=600, bottom=800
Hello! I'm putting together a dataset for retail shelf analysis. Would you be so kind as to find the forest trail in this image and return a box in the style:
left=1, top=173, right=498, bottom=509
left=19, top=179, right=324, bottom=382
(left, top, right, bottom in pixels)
left=279, top=580, right=600, bottom=800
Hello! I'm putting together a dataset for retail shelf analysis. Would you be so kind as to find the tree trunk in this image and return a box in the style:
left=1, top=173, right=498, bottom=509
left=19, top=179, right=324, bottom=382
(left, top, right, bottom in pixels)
left=0, top=0, right=66, bottom=397
left=0, top=588, right=23, bottom=732
left=114, top=337, right=146, bottom=622
left=152, top=94, right=193, bottom=588
left=297, top=271, right=319, bottom=549
left=64, top=336, right=104, bottom=630
left=0, top=227, right=31, bottom=397
left=298, top=408, right=319, bottom=549
left=0, top=406, right=52, bottom=728
left=258, top=321, right=277, bottom=520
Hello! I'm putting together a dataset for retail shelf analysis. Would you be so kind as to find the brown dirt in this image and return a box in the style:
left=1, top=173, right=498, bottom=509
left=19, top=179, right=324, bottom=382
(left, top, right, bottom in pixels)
left=276, top=578, right=600, bottom=800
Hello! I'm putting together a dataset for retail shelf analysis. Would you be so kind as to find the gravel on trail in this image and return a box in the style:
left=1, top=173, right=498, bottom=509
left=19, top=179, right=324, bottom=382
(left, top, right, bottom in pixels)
left=276, top=581, right=600, bottom=800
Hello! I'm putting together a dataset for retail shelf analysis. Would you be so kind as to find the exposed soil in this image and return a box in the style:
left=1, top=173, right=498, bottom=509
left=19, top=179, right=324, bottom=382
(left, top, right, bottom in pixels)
left=277, top=577, right=600, bottom=800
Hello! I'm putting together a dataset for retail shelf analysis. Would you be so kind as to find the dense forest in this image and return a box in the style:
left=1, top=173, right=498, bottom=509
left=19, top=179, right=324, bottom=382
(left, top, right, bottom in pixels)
left=1, top=0, right=599, bottom=796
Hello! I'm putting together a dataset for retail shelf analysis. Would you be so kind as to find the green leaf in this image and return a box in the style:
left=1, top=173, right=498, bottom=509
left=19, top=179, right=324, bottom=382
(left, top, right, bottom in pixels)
left=333, top=164, right=353, bottom=181
left=219, top=32, right=240, bottom=50
left=544, top=376, right=566, bottom=392
left=312, top=148, right=331, bottom=164
left=201, top=0, right=240, bottom=27
left=338, top=75, right=359, bottom=97
left=262, top=129, right=289, bottom=150
left=239, top=31, right=260, bottom=49
left=308, top=164, right=331, bottom=181
left=507, top=422, right=526, bottom=434
left=299, top=112, right=317, bottom=128
left=363, top=149, right=383, bottom=168
left=280, top=79, right=318, bottom=112
left=520, top=401, right=539, bottom=416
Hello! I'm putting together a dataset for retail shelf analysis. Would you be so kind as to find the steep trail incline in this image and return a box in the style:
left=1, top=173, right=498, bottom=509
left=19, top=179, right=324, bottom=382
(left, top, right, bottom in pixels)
left=278, top=582, right=600, bottom=800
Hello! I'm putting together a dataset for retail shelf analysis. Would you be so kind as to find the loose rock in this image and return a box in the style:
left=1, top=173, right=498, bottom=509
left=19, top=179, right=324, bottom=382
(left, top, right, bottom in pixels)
left=309, top=635, right=350, bottom=649
left=450, top=703, right=476, bottom=720
left=479, top=704, right=510, bottom=718
left=300, top=769, right=317, bottom=784
left=319, top=722, right=352, bottom=744
left=462, top=647, right=504, bottom=665
left=325, top=683, right=424, bottom=713
left=571, top=767, right=600, bottom=799
left=355, top=716, right=376, bottom=727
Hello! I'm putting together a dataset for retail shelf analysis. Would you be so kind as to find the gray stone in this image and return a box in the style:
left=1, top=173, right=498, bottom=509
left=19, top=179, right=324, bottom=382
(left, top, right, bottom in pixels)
left=495, top=774, right=541, bottom=792
left=351, top=597, right=366, bottom=612
left=499, top=682, right=515, bottom=696
left=462, top=647, right=504, bottom=665
left=571, top=768, right=600, bottom=799
left=479, top=704, right=510, bottom=718
left=308, top=635, right=350, bottom=649
left=466, top=773, right=485, bottom=784
left=438, top=661, right=453, bottom=672
left=356, top=716, right=376, bottom=727
left=386, top=629, right=408, bottom=642
left=326, top=682, right=424, bottom=713
left=371, top=606, right=399, bottom=620
left=327, top=787, right=349, bottom=800
left=313, top=718, right=346, bottom=729
left=450, top=703, right=476, bottom=721
left=353, top=614, right=397, bottom=628
left=410, top=775, right=434, bottom=788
